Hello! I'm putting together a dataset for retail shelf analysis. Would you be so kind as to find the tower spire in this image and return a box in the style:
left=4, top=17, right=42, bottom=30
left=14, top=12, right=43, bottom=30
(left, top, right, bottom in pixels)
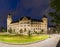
left=8, top=13, right=12, bottom=18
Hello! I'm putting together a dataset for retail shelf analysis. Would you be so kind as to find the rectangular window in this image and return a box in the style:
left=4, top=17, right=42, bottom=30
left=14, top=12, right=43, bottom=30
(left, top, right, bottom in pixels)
left=28, top=25, right=30, bottom=26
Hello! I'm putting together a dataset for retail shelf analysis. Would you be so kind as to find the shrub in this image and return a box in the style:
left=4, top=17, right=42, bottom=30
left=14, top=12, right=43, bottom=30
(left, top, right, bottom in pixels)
left=1, top=27, right=7, bottom=32
left=28, top=30, right=31, bottom=37
left=24, top=28, right=26, bottom=32
left=40, top=29, right=44, bottom=34
left=8, top=28, right=12, bottom=33
left=19, top=29, right=23, bottom=35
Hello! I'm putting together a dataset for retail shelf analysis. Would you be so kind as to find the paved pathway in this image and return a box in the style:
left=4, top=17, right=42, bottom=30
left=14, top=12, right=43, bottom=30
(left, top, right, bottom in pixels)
left=0, top=34, right=59, bottom=47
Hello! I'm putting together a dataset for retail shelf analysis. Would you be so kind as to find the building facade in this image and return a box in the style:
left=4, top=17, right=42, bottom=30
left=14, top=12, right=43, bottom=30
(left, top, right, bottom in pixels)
left=7, top=14, right=48, bottom=35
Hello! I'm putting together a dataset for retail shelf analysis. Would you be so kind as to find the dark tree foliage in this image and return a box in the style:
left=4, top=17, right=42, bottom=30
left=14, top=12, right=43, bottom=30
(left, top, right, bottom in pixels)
left=20, top=29, right=23, bottom=35
left=1, top=27, right=7, bottom=32
left=8, top=28, right=12, bottom=33
left=24, top=28, right=26, bottom=32
left=49, top=0, right=60, bottom=33
left=49, top=0, right=60, bottom=24
left=49, top=12, right=60, bottom=24
left=28, top=30, right=31, bottom=37
left=51, top=0, right=60, bottom=12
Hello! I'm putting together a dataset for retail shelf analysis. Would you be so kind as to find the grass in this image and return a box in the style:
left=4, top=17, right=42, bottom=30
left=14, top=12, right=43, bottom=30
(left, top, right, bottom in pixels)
left=0, top=34, right=49, bottom=44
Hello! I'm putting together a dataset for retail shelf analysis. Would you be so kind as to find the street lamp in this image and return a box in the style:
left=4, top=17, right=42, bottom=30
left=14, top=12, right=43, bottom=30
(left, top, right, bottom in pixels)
left=49, top=28, right=51, bottom=38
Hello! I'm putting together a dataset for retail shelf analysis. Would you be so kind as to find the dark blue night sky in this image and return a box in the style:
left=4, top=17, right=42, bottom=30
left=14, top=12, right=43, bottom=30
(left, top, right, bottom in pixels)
left=0, top=0, right=51, bottom=28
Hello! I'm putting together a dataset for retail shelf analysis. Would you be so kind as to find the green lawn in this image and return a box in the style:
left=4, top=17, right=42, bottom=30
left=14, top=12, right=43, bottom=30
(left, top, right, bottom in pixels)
left=0, top=34, right=49, bottom=44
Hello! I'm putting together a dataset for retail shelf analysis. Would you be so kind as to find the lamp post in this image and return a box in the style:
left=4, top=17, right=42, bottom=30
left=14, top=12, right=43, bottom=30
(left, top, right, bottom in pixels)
left=49, top=28, right=51, bottom=38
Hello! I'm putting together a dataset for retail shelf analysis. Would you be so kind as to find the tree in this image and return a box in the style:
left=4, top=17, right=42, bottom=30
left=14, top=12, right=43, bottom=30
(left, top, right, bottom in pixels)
left=19, top=29, right=23, bottom=35
left=13, top=29, right=16, bottom=34
left=40, top=29, right=44, bottom=34
left=33, top=29, right=37, bottom=34
left=48, top=0, right=60, bottom=33
left=8, top=28, right=12, bottom=33
left=50, top=0, right=60, bottom=12
left=1, top=27, right=7, bottom=32
left=24, top=28, right=26, bottom=32
left=28, top=30, right=31, bottom=37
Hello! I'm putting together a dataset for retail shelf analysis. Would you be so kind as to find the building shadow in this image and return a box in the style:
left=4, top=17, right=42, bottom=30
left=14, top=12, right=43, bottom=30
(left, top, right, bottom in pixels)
left=56, top=40, right=60, bottom=47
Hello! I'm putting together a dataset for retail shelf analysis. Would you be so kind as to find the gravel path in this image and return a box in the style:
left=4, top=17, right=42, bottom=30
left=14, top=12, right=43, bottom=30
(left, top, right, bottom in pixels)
left=0, top=34, right=59, bottom=47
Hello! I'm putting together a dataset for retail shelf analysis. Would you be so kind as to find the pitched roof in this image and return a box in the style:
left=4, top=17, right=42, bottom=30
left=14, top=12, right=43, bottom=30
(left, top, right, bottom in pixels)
left=31, top=19, right=43, bottom=22
left=43, top=15, right=47, bottom=18
left=20, top=16, right=31, bottom=20
left=11, top=20, right=19, bottom=23
left=11, top=16, right=43, bottom=24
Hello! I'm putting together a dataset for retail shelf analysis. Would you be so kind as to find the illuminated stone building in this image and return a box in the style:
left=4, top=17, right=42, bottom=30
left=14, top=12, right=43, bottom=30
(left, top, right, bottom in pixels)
left=7, top=14, right=48, bottom=35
